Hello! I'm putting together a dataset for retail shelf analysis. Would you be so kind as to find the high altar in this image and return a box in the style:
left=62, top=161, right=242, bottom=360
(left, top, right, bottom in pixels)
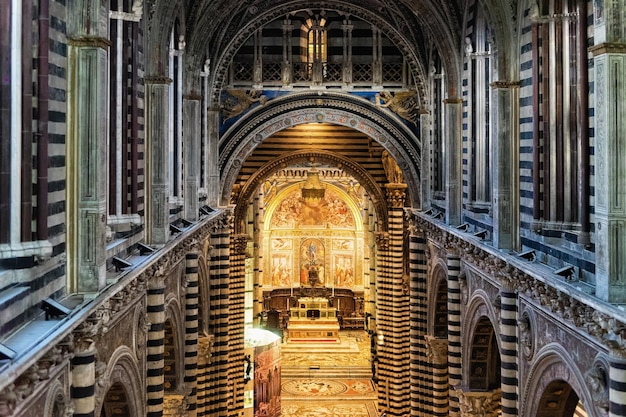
left=286, top=297, right=340, bottom=341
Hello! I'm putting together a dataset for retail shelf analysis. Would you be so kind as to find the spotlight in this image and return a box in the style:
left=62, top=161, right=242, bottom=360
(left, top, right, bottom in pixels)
left=473, top=230, right=487, bottom=239
left=180, top=218, right=193, bottom=227
left=434, top=211, right=444, bottom=220
left=424, top=209, right=434, bottom=216
left=137, top=243, right=155, bottom=255
left=112, top=256, right=133, bottom=272
left=41, top=298, right=72, bottom=321
left=456, top=223, right=470, bottom=231
left=170, top=224, right=183, bottom=234
left=199, top=206, right=214, bottom=216
left=555, top=265, right=576, bottom=280
left=0, top=343, right=16, bottom=361
left=518, top=249, right=536, bottom=261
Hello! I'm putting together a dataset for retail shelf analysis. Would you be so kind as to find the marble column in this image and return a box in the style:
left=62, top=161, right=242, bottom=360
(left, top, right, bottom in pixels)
left=408, top=222, right=429, bottom=417
left=425, top=336, right=449, bottom=417
left=376, top=184, right=410, bottom=417
left=499, top=278, right=518, bottom=417
left=491, top=82, right=520, bottom=250
left=446, top=251, right=462, bottom=416
left=195, top=335, right=215, bottom=415
left=145, top=77, right=171, bottom=245
left=183, top=96, right=201, bottom=222
left=184, top=251, right=200, bottom=417
left=229, top=234, right=249, bottom=416
left=444, top=99, right=463, bottom=226
left=71, top=345, right=97, bottom=417
left=67, top=36, right=109, bottom=293
left=590, top=28, right=626, bottom=302
left=146, top=278, right=166, bottom=417
left=206, top=109, right=221, bottom=207
left=610, top=355, right=626, bottom=417
left=420, top=111, right=431, bottom=211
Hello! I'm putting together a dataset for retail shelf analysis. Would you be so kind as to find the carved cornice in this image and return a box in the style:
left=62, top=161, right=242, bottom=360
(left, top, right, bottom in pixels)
left=589, top=42, right=626, bottom=56
left=183, top=94, right=203, bottom=101
left=67, top=36, right=111, bottom=49
left=144, top=76, right=173, bottom=85
left=411, top=211, right=626, bottom=358
left=490, top=80, right=521, bottom=89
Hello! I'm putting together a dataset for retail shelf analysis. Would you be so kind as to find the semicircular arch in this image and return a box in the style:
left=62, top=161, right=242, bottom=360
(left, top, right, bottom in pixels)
left=219, top=91, right=421, bottom=210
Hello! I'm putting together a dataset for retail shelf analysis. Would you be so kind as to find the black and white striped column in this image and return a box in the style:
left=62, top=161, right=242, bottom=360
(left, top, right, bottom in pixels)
left=185, top=251, right=200, bottom=416
left=205, top=218, right=231, bottom=415
left=229, top=234, right=249, bottom=415
left=376, top=184, right=410, bottom=416
left=409, top=226, right=430, bottom=417
left=71, top=347, right=96, bottom=417
left=610, top=355, right=626, bottom=417
left=425, top=336, right=449, bottom=417
left=147, top=278, right=166, bottom=417
left=499, top=278, right=518, bottom=417
left=446, top=252, right=462, bottom=416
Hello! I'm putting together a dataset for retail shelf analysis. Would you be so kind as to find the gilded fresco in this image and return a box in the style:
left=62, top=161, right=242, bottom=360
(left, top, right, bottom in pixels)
left=271, top=254, right=292, bottom=287
left=270, top=189, right=355, bottom=228
left=332, top=254, right=357, bottom=287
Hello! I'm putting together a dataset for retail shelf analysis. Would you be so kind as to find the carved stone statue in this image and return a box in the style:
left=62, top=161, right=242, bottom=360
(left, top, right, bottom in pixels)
left=381, top=150, right=404, bottom=184
left=375, top=90, right=420, bottom=124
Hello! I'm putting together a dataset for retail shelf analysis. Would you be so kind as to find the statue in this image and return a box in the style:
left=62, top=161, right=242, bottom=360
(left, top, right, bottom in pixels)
left=221, top=89, right=267, bottom=122
left=375, top=90, right=420, bottom=124
left=381, top=150, right=404, bottom=184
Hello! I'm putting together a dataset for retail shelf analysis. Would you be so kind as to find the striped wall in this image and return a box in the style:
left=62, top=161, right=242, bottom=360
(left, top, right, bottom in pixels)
left=185, top=251, right=200, bottom=415
left=146, top=279, right=166, bottom=417
left=446, top=254, right=462, bottom=416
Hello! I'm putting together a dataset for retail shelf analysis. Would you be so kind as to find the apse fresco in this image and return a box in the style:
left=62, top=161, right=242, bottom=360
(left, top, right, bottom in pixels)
left=270, top=190, right=355, bottom=228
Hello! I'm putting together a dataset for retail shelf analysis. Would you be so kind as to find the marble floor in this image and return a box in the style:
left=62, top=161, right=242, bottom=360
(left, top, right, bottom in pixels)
left=280, top=330, right=381, bottom=417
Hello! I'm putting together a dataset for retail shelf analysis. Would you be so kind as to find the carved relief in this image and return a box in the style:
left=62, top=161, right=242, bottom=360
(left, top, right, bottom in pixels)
left=585, top=365, right=609, bottom=416
left=518, top=312, right=534, bottom=360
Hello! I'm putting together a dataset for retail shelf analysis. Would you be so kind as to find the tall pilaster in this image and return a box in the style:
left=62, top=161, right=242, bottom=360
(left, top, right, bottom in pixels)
left=499, top=278, right=518, bottom=417
left=183, top=96, right=201, bottom=221
left=408, top=220, right=430, bottom=417
left=206, top=109, right=221, bottom=207
left=591, top=0, right=626, bottom=301
left=446, top=251, right=462, bottom=416
left=420, top=111, right=431, bottom=211
left=444, top=99, right=463, bottom=226
left=425, top=336, right=449, bottom=417
left=146, top=278, right=166, bottom=417
left=491, top=82, right=520, bottom=250
left=184, top=251, right=200, bottom=417
left=377, top=184, right=410, bottom=417
left=610, top=355, right=626, bottom=417
left=145, top=77, right=171, bottom=245
left=66, top=33, right=109, bottom=292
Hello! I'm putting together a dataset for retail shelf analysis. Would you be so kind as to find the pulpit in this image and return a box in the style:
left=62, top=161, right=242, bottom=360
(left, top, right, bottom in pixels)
left=286, top=297, right=340, bottom=342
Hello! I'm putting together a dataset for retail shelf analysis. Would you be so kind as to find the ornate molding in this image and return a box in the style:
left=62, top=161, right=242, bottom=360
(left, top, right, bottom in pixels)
left=456, top=388, right=501, bottom=417
left=424, top=335, right=448, bottom=363
left=385, top=184, right=408, bottom=208
left=67, top=36, right=111, bottom=49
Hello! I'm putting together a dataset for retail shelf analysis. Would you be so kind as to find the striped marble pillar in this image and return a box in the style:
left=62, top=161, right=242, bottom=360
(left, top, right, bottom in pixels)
left=446, top=252, right=462, bottom=416
left=196, top=335, right=215, bottom=416
left=499, top=278, right=518, bottom=417
left=206, top=216, right=232, bottom=415
left=376, top=184, right=410, bottom=416
left=185, top=251, right=200, bottom=417
left=147, top=278, right=166, bottom=417
left=610, top=355, right=626, bottom=417
left=229, top=234, right=249, bottom=416
left=425, top=336, right=449, bottom=417
left=408, top=223, right=430, bottom=417
left=71, top=345, right=96, bottom=417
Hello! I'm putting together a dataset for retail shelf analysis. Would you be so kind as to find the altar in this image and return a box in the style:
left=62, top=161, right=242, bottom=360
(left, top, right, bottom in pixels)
left=286, top=297, right=340, bottom=342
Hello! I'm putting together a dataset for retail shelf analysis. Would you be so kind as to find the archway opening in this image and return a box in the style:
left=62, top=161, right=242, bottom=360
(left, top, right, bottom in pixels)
left=100, top=382, right=131, bottom=417
left=537, top=380, right=586, bottom=417
left=469, top=316, right=501, bottom=391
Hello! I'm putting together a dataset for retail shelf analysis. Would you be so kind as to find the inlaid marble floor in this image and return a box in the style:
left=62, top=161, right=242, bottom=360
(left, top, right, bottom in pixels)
left=280, top=330, right=380, bottom=417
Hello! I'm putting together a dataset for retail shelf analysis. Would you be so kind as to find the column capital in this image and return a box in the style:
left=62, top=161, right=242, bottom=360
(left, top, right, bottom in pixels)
left=375, top=232, right=390, bottom=251
left=455, top=388, right=501, bottom=417
left=590, top=42, right=626, bottom=56
left=490, top=80, right=520, bottom=89
left=232, top=234, right=250, bottom=255
left=144, top=75, right=173, bottom=84
left=385, top=183, right=408, bottom=208
left=424, top=335, right=448, bottom=363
